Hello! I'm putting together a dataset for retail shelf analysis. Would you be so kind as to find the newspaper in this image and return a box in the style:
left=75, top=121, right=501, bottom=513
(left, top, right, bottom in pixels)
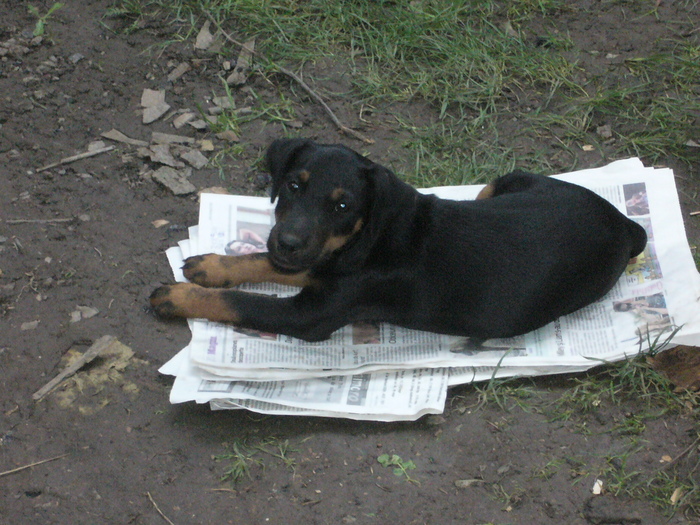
left=157, top=158, right=700, bottom=421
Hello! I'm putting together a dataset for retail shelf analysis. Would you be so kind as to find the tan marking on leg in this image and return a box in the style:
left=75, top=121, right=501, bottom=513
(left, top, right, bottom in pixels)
left=184, top=253, right=314, bottom=288
left=150, top=283, right=241, bottom=323
left=298, top=170, right=311, bottom=183
left=476, top=182, right=496, bottom=200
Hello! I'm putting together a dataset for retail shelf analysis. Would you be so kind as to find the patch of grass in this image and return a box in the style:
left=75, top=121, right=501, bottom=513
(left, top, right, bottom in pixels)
left=600, top=436, right=700, bottom=518
left=215, top=437, right=298, bottom=483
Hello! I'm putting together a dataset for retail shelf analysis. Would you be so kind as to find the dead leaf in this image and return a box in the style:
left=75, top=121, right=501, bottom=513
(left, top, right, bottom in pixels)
left=582, top=144, right=595, bottom=152
left=152, top=219, right=170, bottom=228
left=671, top=487, right=684, bottom=505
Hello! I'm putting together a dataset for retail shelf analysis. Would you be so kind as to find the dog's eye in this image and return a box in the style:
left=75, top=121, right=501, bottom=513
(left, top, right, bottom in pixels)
left=287, top=181, right=300, bottom=192
left=334, top=201, right=348, bottom=213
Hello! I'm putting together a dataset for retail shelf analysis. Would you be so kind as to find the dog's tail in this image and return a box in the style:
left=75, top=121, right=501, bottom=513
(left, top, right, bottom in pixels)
left=627, top=219, right=648, bottom=258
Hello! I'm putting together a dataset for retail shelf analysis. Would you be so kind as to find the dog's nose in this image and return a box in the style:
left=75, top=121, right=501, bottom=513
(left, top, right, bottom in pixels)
left=278, top=231, right=305, bottom=253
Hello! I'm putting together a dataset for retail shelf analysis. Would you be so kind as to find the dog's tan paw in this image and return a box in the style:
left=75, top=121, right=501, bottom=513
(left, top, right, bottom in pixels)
left=149, top=284, right=186, bottom=318
left=182, top=254, right=233, bottom=287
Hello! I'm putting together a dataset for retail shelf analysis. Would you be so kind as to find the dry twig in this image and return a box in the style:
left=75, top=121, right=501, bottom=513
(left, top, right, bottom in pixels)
left=37, top=145, right=115, bottom=173
left=0, top=454, right=68, bottom=478
left=5, top=218, right=73, bottom=224
left=205, top=12, right=374, bottom=144
left=32, top=335, right=116, bottom=401
left=147, top=491, right=176, bottom=525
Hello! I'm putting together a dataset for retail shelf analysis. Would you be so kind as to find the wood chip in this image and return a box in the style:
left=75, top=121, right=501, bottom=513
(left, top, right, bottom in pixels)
left=198, top=139, right=215, bottom=151
left=151, top=132, right=196, bottom=145
left=195, top=21, right=215, bottom=50
left=141, top=88, right=166, bottom=107
left=173, top=112, right=196, bottom=129
left=180, top=148, right=209, bottom=169
left=167, top=62, right=191, bottom=82
left=143, top=102, right=171, bottom=124
left=152, top=166, right=195, bottom=195
left=148, top=144, right=184, bottom=168
left=226, top=38, right=256, bottom=86
left=101, top=129, right=149, bottom=147
left=187, top=119, right=210, bottom=130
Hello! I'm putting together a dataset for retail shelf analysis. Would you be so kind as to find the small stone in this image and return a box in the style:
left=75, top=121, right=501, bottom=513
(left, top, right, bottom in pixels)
left=215, top=130, right=240, bottom=142
left=596, top=124, right=613, bottom=139
left=212, top=96, right=235, bottom=109
left=21, top=320, right=40, bottom=331
left=68, top=53, right=84, bottom=64
left=76, top=306, right=99, bottom=319
left=198, top=139, right=215, bottom=152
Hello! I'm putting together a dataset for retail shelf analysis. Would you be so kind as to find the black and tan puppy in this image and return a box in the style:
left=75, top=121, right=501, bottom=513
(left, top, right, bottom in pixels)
left=150, top=139, right=647, bottom=342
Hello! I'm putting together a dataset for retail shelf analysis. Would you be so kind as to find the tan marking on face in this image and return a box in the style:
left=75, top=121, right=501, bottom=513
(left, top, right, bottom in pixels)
left=298, top=170, right=311, bottom=183
left=476, top=183, right=496, bottom=200
left=330, top=188, right=346, bottom=201
left=322, top=218, right=364, bottom=254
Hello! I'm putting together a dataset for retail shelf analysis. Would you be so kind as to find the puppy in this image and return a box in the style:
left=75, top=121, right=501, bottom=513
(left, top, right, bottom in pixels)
left=150, top=139, right=647, bottom=342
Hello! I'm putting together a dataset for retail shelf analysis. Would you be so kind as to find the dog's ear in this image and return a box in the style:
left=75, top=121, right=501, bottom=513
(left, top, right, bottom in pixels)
left=266, top=139, right=314, bottom=202
left=360, top=163, right=406, bottom=240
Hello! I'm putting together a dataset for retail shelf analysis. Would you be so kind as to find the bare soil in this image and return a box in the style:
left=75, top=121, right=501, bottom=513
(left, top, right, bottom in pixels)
left=1, top=2, right=698, bottom=524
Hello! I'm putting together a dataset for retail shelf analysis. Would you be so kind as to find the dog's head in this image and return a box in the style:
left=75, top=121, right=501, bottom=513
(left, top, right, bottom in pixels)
left=265, top=139, right=377, bottom=272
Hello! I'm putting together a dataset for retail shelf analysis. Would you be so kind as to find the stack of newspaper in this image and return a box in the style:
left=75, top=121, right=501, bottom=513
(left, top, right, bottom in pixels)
left=158, top=158, right=700, bottom=421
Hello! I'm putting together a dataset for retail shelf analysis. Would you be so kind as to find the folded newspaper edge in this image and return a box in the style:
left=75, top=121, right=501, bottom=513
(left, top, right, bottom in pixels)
left=157, top=158, right=700, bottom=421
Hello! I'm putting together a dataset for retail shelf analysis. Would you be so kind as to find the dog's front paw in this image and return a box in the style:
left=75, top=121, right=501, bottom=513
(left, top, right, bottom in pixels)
left=150, top=284, right=186, bottom=318
left=182, top=254, right=232, bottom=287
left=150, top=282, right=239, bottom=323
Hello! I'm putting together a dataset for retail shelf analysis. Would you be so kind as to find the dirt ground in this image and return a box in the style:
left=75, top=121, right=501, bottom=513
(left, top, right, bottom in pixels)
left=1, top=1, right=698, bottom=524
